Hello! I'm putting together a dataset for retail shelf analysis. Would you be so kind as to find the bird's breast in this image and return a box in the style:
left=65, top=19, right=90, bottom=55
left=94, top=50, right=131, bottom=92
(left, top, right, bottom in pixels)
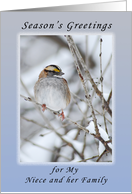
left=34, top=77, right=70, bottom=111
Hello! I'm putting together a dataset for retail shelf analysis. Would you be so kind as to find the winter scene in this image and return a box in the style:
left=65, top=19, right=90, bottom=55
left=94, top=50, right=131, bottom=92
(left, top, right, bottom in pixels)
left=20, top=35, right=112, bottom=163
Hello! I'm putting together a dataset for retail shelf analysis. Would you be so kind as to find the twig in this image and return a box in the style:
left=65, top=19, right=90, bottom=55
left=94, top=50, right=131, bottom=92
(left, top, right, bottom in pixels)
left=23, top=138, right=71, bottom=161
left=21, top=116, right=50, bottom=130
left=20, top=94, right=90, bottom=133
left=103, top=54, right=112, bottom=77
left=71, top=92, right=87, bottom=103
left=60, top=135, right=84, bottom=160
left=20, top=94, right=60, bottom=115
left=91, top=53, right=112, bottom=100
left=96, top=149, right=108, bottom=162
left=65, top=117, right=89, bottom=133
left=41, top=126, right=84, bottom=160
left=78, top=155, right=99, bottom=162
left=82, top=132, right=87, bottom=158
left=99, top=38, right=108, bottom=134
left=107, top=89, right=112, bottom=105
left=66, top=35, right=112, bottom=117
left=94, top=109, right=112, bottom=125
left=72, top=92, right=112, bottom=124
left=72, top=97, right=85, bottom=115
left=91, top=133, right=112, bottom=154
left=66, top=35, right=112, bottom=154
left=74, top=129, right=81, bottom=140
left=85, top=35, right=88, bottom=67
left=21, top=95, right=112, bottom=154
left=20, top=78, right=33, bottom=97
left=20, top=95, right=88, bottom=159
left=21, top=115, right=72, bottom=137
left=66, top=35, right=100, bottom=137
left=91, top=36, right=101, bottom=56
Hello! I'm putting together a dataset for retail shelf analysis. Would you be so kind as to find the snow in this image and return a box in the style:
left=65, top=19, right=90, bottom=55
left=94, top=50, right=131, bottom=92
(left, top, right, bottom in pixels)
left=62, top=135, right=84, bottom=153
left=20, top=129, right=56, bottom=162
left=86, top=121, right=112, bottom=156
left=70, top=154, right=82, bottom=162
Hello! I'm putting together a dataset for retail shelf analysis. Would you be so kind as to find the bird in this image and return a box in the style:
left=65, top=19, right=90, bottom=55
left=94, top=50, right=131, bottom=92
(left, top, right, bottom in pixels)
left=34, top=65, right=71, bottom=121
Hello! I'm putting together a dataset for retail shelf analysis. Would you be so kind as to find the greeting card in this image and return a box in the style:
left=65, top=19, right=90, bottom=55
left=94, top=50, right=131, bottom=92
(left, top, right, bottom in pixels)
left=1, top=2, right=131, bottom=193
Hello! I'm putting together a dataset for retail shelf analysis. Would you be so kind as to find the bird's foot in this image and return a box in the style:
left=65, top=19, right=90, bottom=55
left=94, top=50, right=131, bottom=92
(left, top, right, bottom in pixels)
left=42, top=104, right=46, bottom=112
left=58, top=110, right=65, bottom=121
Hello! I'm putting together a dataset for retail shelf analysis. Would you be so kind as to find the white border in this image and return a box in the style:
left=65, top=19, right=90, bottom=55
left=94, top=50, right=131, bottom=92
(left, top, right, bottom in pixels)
left=18, top=32, right=114, bottom=166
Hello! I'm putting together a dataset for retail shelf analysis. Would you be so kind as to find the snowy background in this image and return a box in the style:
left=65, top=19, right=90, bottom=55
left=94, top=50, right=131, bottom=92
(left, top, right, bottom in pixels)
left=20, top=35, right=112, bottom=163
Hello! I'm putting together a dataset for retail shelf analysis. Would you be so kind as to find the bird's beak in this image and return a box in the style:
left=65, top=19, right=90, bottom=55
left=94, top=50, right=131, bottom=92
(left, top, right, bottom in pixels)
left=60, top=72, right=64, bottom=75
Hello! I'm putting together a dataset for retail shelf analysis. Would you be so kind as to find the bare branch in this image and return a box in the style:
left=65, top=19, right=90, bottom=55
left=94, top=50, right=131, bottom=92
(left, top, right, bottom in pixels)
left=20, top=78, right=33, bottom=97
left=66, top=35, right=100, bottom=138
left=21, top=95, right=89, bottom=159
left=85, top=35, right=88, bottom=67
left=72, top=93, right=112, bottom=125
left=99, top=38, right=108, bottom=134
left=103, top=54, right=112, bottom=77
left=21, top=116, right=50, bottom=130
left=91, top=133, right=112, bottom=154
left=66, top=35, right=112, bottom=117
left=94, top=109, right=112, bottom=125
left=82, top=132, right=87, bottom=158
left=107, top=89, right=112, bottom=105
left=71, top=92, right=87, bottom=103
left=23, top=138, right=71, bottom=161
left=21, top=94, right=112, bottom=154
left=96, top=149, right=108, bottom=162
left=78, top=155, right=99, bottom=162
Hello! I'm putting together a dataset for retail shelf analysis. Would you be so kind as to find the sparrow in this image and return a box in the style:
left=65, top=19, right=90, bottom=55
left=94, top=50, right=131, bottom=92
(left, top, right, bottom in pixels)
left=34, top=65, right=71, bottom=120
